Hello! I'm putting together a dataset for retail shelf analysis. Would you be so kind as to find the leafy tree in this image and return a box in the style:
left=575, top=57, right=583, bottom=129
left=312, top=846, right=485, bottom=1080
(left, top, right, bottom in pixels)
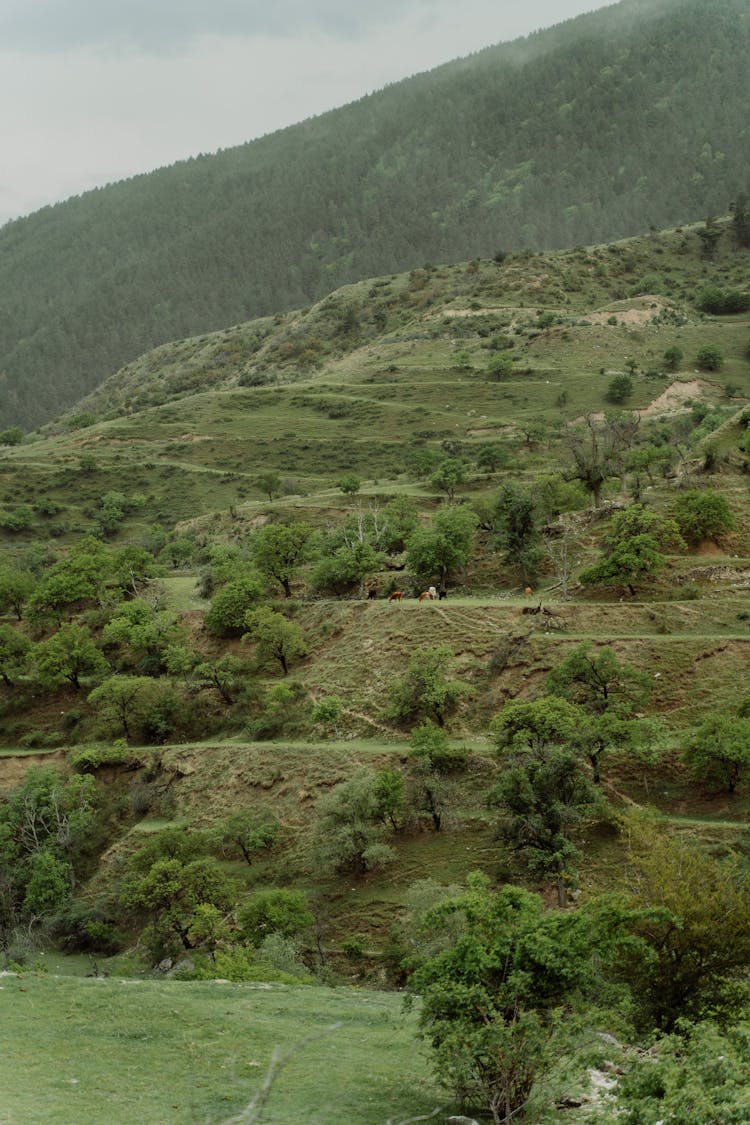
left=239, top=888, right=313, bottom=947
left=486, top=351, right=514, bottom=380
left=310, top=540, right=383, bottom=597
left=123, top=856, right=235, bottom=960
left=0, top=566, right=35, bottom=620
left=0, top=426, right=24, bottom=445
left=612, top=1022, right=750, bottom=1123
left=405, top=505, right=478, bottom=586
left=389, top=644, right=472, bottom=728
left=490, top=697, right=581, bottom=756
left=407, top=723, right=465, bottom=832
left=31, top=624, right=108, bottom=690
left=475, top=443, right=509, bottom=473
left=606, top=373, right=634, bottom=403
left=103, top=599, right=185, bottom=674
left=256, top=471, right=282, bottom=500
left=243, top=606, right=307, bottom=675
left=621, top=819, right=750, bottom=1031
left=192, top=654, right=252, bottom=706
left=337, top=474, right=361, bottom=496
left=313, top=768, right=400, bottom=875
left=696, top=343, right=724, bottom=371
left=580, top=504, right=685, bottom=595
left=210, top=810, right=279, bottom=866
left=663, top=344, right=683, bottom=372
left=409, top=874, right=635, bottom=1124
left=429, top=457, right=466, bottom=501
left=547, top=642, right=654, bottom=718
left=27, top=537, right=111, bottom=623
left=673, top=489, right=735, bottom=545
left=490, top=743, right=603, bottom=906
left=683, top=714, right=750, bottom=794
left=88, top=675, right=182, bottom=742
left=204, top=572, right=264, bottom=636
left=489, top=481, right=543, bottom=583
left=250, top=521, right=317, bottom=598
left=0, top=624, right=30, bottom=686
left=379, top=495, right=420, bottom=553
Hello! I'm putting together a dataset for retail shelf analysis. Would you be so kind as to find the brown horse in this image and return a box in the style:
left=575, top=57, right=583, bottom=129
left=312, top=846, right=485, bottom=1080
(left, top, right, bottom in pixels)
left=418, top=591, right=431, bottom=602
left=388, top=590, right=404, bottom=601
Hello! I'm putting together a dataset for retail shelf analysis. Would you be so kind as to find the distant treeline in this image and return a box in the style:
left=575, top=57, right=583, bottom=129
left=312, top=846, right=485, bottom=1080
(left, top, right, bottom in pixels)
left=1, top=0, right=749, bottom=428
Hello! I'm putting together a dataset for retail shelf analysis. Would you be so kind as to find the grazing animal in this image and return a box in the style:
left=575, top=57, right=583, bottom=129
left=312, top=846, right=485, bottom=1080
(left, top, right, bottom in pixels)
left=388, top=590, right=404, bottom=601
left=524, top=586, right=534, bottom=596
left=438, top=588, right=447, bottom=600
left=419, top=591, right=431, bottom=602
left=367, top=588, right=377, bottom=600
left=428, top=585, right=438, bottom=600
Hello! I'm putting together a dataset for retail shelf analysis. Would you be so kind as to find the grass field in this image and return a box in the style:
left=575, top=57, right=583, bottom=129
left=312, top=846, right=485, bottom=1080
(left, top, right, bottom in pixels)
left=0, top=973, right=442, bottom=1125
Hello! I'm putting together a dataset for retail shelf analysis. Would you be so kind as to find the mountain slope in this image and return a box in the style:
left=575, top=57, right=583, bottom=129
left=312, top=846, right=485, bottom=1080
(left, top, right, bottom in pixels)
left=1, top=0, right=749, bottom=431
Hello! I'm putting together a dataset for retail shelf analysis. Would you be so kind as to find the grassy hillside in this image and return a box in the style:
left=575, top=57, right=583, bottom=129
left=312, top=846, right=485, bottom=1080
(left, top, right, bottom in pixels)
left=1, top=0, right=749, bottom=428
left=2, top=218, right=750, bottom=1122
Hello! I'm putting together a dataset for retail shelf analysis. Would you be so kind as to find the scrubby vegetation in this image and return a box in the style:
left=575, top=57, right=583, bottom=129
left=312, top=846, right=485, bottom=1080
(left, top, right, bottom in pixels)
left=2, top=213, right=750, bottom=1122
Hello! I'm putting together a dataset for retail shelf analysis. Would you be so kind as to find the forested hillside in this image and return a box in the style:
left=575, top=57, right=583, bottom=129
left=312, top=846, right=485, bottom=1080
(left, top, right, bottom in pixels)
left=1, top=0, right=749, bottom=429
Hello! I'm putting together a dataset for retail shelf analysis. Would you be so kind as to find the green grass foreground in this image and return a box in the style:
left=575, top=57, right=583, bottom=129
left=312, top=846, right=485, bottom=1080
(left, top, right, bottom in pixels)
left=0, top=973, right=442, bottom=1124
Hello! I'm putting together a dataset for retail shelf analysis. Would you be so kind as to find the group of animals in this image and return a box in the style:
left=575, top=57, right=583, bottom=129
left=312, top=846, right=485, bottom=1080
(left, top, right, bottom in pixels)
left=380, top=585, right=446, bottom=601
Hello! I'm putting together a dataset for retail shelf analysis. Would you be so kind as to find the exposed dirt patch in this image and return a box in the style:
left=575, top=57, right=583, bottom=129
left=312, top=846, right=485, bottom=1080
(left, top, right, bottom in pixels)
left=639, top=378, right=714, bottom=417
left=585, top=296, right=672, bottom=326
left=0, top=751, right=63, bottom=792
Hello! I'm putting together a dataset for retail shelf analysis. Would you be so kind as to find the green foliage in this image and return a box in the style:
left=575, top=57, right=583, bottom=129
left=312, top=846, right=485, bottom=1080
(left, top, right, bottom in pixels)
left=0, top=623, right=30, bottom=686
left=337, top=474, right=361, bottom=496
left=313, top=768, right=400, bottom=875
left=0, top=767, right=99, bottom=935
left=238, top=888, right=313, bottom=945
left=580, top=503, right=685, bottom=594
left=486, top=351, right=514, bottom=380
left=0, top=426, right=24, bottom=445
left=68, top=740, right=130, bottom=774
left=311, top=540, right=383, bottom=597
left=409, top=874, right=637, bottom=1123
left=204, top=572, right=264, bottom=636
left=405, top=505, right=478, bottom=585
left=662, top=344, right=683, bottom=372
left=489, top=481, right=543, bottom=583
left=696, top=343, right=724, bottom=371
left=123, top=856, right=236, bottom=961
left=250, top=521, right=317, bottom=598
left=609, top=1021, right=750, bottom=1124
left=673, top=488, right=735, bottom=544
left=607, top=373, right=634, bottom=403
left=0, top=566, right=35, bottom=620
left=621, top=820, right=750, bottom=1031
left=210, top=810, right=280, bottom=866
left=429, top=457, right=466, bottom=500
left=243, top=606, right=307, bottom=676
left=683, top=714, right=750, bottom=794
left=255, top=471, right=282, bottom=500
left=389, top=645, right=472, bottom=728
left=698, top=285, right=750, bottom=315
left=30, top=624, right=109, bottom=690
left=87, top=675, right=182, bottom=742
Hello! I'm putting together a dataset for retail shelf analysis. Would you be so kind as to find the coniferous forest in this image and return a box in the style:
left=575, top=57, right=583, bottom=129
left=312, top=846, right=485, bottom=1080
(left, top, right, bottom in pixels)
left=1, top=0, right=749, bottom=428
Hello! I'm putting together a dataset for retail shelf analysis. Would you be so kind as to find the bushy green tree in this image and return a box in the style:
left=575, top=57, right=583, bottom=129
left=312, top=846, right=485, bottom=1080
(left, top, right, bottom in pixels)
left=405, top=505, right=478, bottom=586
left=0, top=624, right=30, bottom=686
left=0, top=566, right=35, bottom=620
left=607, top=373, right=634, bottom=403
left=205, top=572, right=264, bottom=636
left=673, top=489, right=735, bottom=545
left=313, top=768, right=400, bottom=875
left=683, top=714, right=750, bottom=794
left=210, top=810, right=279, bottom=866
left=580, top=504, right=685, bottom=596
left=123, top=856, right=235, bottom=960
left=243, top=606, right=307, bottom=676
left=696, top=343, right=724, bottom=371
left=389, top=645, right=472, bottom=728
left=409, top=874, right=636, bottom=1124
left=238, top=888, right=313, bottom=945
left=250, top=521, right=317, bottom=598
left=31, top=624, right=108, bottom=690
left=88, top=675, right=182, bottom=742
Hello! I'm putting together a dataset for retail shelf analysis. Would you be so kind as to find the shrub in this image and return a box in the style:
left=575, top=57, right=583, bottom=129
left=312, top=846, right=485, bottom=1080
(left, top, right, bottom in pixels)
left=696, top=344, right=724, bottom=371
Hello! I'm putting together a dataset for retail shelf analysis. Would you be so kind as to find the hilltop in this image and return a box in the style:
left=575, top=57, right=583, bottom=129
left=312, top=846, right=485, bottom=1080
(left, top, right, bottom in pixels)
left=1, top=0, right=749, bottom=428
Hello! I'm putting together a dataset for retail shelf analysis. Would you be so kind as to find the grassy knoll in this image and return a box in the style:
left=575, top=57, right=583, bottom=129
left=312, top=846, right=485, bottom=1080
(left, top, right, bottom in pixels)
left=0, top=974, right=441, bottom=1124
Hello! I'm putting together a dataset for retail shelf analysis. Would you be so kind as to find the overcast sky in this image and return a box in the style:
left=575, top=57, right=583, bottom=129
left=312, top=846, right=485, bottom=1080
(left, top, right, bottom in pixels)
left=0, top=1, right=614, bottom=225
